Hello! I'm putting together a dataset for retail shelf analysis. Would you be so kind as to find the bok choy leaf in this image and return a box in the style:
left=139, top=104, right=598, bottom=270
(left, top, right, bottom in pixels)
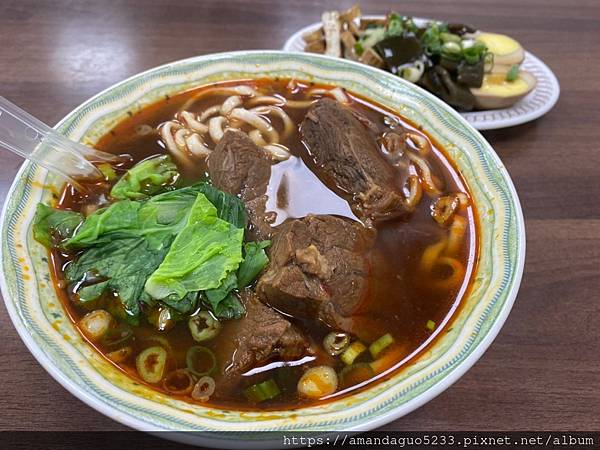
left=110, top=154, right=179, bottom=200
left=33, top=204, right=83, bottom=248
left=144, top=193, right=244, bottom=303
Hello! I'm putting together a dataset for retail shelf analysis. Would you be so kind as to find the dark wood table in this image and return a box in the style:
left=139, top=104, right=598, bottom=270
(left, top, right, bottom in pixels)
left=1, top=0, right=599, bottom=434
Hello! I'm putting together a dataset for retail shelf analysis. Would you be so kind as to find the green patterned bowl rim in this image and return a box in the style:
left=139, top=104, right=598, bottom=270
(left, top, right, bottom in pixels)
left=0, top=51, right=525, bottom=445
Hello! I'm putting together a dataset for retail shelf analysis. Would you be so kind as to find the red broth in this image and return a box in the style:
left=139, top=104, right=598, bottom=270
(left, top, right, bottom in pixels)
left=48, top=79, right=478, bottom=410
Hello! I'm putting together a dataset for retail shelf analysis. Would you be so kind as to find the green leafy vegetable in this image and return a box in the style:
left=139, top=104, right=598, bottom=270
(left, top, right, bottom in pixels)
left=63, top=200, right=143, bottom=249
left=32, top=204, right=83, bottom=248
left=110, top=154, right=179, bottom=200
left=161, top=291, right=199, bottom=315
left=37, top=182, right=248, bottom=324
left=190, top=182, right=247, bottom=229
left=66, top=236, right=172, bottom=323
left=203, top=240, right=270, bottom=319
left=139, top=182, right=246, bottom=229
left=211, top=293, right=245, bottom=320
left=237, top=241, right=270, bottom=287
left=63, top=182, right=245, bottom=250
left=78, top=281, right=110, bottom=302
left=205, top=272, right=238, bottom=305
left=205, top=277, right=243, bottom=320
left=144, top=193, right=244, bottom=303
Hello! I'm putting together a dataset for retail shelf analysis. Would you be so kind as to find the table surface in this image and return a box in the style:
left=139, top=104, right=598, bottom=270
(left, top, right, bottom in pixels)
left=1, top=0, right=599, bottom=433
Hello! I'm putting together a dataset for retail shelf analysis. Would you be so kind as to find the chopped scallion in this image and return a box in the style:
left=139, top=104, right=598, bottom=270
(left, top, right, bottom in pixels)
left=426, top=320, right=436, bottom=331
left=98, top=163, right=117, bottom=182
left=441, top=41, right=462, bottom=59
left=323, top=331, right=350, bottom=356
left=462, top=41, right=487, bottom=64
left=369, top=333, right=395, bottom=359
left=506, top=64, right=520, bottom=82
left=135, top=346, right=167, bottom=384
left=340, top=341, right=367, bottom=365
left=440, top=32, right=461, bottom=44
left=243, top=379, right=280, bottom=403
left=186, top=345, right=217, bottom=377
left=354, top=42, right=364, bottom=56
left=188, top=311, right=221, bottom=342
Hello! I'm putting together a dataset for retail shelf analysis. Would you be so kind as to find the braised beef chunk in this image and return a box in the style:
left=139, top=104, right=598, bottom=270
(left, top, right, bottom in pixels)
left=301, top=98, right=407, bottom=220
left=257, top=214, right=375, bottom=336
left=217, top=290, right=309, bottom=381
left=208, top=130, right=273, bottom=239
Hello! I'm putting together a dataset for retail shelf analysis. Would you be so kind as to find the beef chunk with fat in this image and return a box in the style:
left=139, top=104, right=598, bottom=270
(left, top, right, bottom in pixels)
left=208, top=130, right=273, bottom=239
left=217, top=290, right=309, bottom=376
left=214, top=290, right=310, bottom=395
left=301, top=98, right=407, bottom=221
left=257, top=214, right=376, bottom=336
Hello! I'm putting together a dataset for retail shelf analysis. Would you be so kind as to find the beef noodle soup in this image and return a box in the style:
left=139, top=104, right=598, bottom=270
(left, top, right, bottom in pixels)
left=35, top=79, right=477, bottom=410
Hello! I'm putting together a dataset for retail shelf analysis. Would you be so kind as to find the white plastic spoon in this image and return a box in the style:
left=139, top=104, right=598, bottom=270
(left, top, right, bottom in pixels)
left=0, top=96, right=127, bottom=190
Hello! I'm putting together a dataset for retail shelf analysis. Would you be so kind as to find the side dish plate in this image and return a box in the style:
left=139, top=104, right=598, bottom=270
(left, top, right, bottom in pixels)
left=283, top=17, right=560, bottom=130
left=0, top=51, right=525, bottom=447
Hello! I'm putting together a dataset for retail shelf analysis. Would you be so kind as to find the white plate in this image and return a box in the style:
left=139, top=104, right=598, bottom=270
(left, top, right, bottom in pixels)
left=283, top=17, right=560, bottom=130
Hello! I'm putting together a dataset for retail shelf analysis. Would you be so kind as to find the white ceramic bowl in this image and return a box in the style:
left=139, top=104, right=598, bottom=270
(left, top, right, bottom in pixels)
left=0, top=51, right=525, bottom=447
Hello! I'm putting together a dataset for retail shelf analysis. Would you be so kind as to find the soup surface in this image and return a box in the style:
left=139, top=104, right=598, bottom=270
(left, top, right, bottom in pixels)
left=39, top=79, right=477, bottom=409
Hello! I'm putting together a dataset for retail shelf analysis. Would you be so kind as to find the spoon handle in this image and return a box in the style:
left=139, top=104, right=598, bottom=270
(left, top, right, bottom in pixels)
left=0, top=96, right=121, bottom=184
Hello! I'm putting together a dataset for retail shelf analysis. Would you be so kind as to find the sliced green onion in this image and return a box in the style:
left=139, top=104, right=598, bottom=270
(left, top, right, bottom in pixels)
left=461, top=38, right=476, bottom=49
left=186, top=345, right=217, bottom=377
left=426, top=320, right=436, bottom=331
left=400, top=61, right=425, bottom=83
left=340, top=341, right=367, bottom=366
left=323, top=332, right=350, bottom=356
left=188, top=311, right=221, bottom=342
left=98, top=163, right=117, bottom=181
left=136, top=346, right=167, bottom=384
left=191, top=376, right=216, bottom=402
left=79, top=309, right=113, bottom=341
left=354, top=41, right=364, bottom=56
left=339, top=363, right=375, bottom=389
left=441, top=41, right=462, bottom=59
left=440, top=32, right=461, bottom=44
left=462, top=41, right=487, bottom=64
left=244, top=379, right=281, bottom=403
left=369, top=333, right=395, bottom=359
left=163, top=369, right=195, bottom=395
left=506, top=64, right=520, bottom=82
